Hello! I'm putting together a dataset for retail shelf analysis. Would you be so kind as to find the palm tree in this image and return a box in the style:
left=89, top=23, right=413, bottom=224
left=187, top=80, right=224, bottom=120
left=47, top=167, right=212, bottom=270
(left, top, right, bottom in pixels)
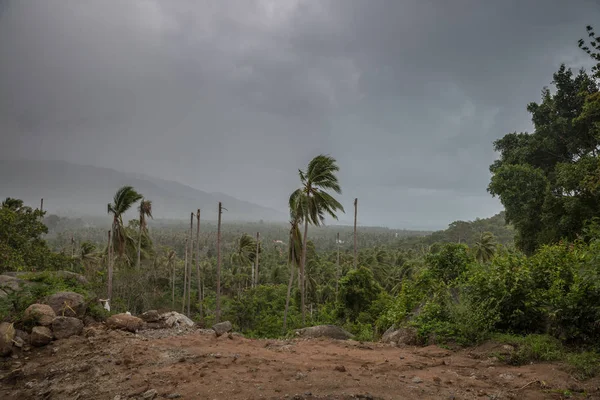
left=2, top=197, right=23, bottom=211
left=290, top=155, right=344, bottom=325
left=474, top=232, right=497, bottom=263
left=136, top=199, right=153, bottom=270
left=107, top=186, right=143, bottom=259
left=230, top=233, right=257, bottom=291
left=283, top=205, right=303, bottom=332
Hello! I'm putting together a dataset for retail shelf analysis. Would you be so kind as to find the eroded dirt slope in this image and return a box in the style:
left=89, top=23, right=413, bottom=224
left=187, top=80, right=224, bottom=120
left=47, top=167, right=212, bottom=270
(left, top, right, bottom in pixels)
left=1, top=327, right=598, bottom=399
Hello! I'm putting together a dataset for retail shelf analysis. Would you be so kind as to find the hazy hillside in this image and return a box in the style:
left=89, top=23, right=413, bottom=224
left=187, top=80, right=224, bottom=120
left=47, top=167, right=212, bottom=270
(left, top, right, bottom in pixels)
left=0, top=159, right=287, bottom=222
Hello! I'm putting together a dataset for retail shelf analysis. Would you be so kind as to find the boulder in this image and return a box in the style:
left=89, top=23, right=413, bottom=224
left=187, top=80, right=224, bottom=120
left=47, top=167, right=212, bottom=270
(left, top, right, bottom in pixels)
left=140, top=310, right=160, bottom=323
left=30, top=326, right=53, bottom=347
left=0, top=275, right=28, bottom=293
left=24, top=304, right=56, bottom=326
left=381, top=325, right=397, bottom=343
left=106, top=313, right=144, bottom=333
left=161, top=311, right=194, bottom=328
left=47, top=291, right=86, bottom=317
left=380, top=327, right=418, bottom=346
left=52, top=316, right=84, bottom=339
left=0, top=289, right=7, bottom=299
left=295, top=325, right=353, bottom=340
left=212, top=321, right=232, bottom=337
left=0, top=322, right=15, bottom=356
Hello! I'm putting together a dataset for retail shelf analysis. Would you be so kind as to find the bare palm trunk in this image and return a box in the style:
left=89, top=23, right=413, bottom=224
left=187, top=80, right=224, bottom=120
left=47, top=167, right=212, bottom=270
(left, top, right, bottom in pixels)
left=254, top=232, right=260, bottom=287
left=300, top=218, right=308, bottom=325
left=181, top=238, right=188, bottom=314
left=187, top=212, right=193, bottom=316
left=283, top=233, right=295, bottom=332
left=353, top=198, right=358, bottom=269
left=196, top=209, right=202, bottom=318
left=136, top=216, right=142, bottom=270
left=216, top=202, right=223, bottom=323
left=40, top=198, right=44, bottom=213
left=335, top=232, right=340, bottom=296
left=107, top=230, right=113, bottom=304
left=171, top=261, right=175, bottom=309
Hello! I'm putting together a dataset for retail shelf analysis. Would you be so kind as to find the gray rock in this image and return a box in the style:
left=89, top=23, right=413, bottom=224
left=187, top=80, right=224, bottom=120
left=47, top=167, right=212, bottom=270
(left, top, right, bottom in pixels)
left=0, top=275, right=28, bottom=292
left=0, top=322, right=15, bottom=356
left=381, top=325, right=397, bottom=342
left=212, top=321, right=233, bottom=337
left=30, top=326, right=53, bottom=347
left=162, top=311, right=194, bottom=328
left=140, top=310, right=160, bottom=322
left=294, top=325, right=353, bottom=340
left=380, top=327, right=418, bottom=346
left=15, top=329, right=30, bottom=344
left=106, top=313, right=144, bottom=332
left=52, top=316, right=84, bottom=339
left=0, top=288, right=8, bottom=299
left=142, top=389, right=158, bottom=399
left=12, top=336, right=24, bottom=348
left=24, top=304, right=56, bottom=326
left=47, top=291, right=86, bottom=317
left=412, top=376, right=423, bottom=383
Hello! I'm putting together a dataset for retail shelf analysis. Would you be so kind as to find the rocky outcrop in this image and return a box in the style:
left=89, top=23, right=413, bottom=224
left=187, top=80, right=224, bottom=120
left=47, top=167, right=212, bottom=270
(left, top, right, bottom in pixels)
left=52, top=316, right=84, bottom=339
left=381, top=326, right=418, bottom=346
left=47, top=291, right=86, bottom=318
left=0, top=322, right=16, bottom=356
left=162, top=311, right=194, bottom=328
left=24, top=304, right=56, bottom=326
left=106, top=314, right=144, bottom=332
left=295, top=325, right=354, bottom=340
left=140, top=310, right=160, bottom=323
left=0, top=275, right=29, bottom=293
left=212, top=321, right=233, bottom=337
left=30, top=326, right=53, bottom=347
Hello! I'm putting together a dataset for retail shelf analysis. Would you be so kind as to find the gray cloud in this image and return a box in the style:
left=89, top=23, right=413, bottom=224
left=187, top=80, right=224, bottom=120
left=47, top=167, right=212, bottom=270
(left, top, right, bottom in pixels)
left=1, top=0, right=599, bottom=229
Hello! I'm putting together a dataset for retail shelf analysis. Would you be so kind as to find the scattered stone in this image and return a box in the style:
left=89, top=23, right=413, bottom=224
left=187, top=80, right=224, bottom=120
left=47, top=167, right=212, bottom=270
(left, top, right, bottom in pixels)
left=162, top=311, right=194, bottom=328
left=24, top=304, right=56, bottom=326
left=106, top=314, right=144, bottom=333
left=167, top=394, right=181, bottom=399
left=502, top=345, right=515, bottom=352
left=0, top=321, right=16, bottom=356
left=52, top=316, right=84, bottom=339
left=30, top=326, right=53, bottom=347
left=143, top=322, right=166, bottom=330
left=499, top=373, right=515, bottom=381
left=411, top=376, right=423, bottom=383
left=334, top=365, right=346, bottom=372
left=212, top=321, right=233, bottom=337
left=294, top=325, right=354, bottom=340
left=295, top=372, right=307, bottom=380
left=12, top=337, right=24, bottom=348
left=47, top=291, right=86, bottom=317
left=142, top=388, right=158, bottom=399
left=140, top=310, right=160, bottom=322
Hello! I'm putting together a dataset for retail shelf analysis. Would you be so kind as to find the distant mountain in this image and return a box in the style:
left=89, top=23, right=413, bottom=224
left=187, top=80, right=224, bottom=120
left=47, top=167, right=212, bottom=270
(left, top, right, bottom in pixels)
left=0, top=159, right=287, bottom=222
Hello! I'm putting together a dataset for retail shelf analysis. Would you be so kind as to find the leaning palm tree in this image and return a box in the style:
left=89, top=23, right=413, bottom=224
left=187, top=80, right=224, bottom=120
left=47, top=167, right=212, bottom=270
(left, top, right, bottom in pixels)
left=291, top=154, right=344, bottom=325
left=1, top=197, right=24, bottom=211
left=474, top=231, right=497, bottom=263
left=108, top=186, right=143, bottom=258
left=136, top=199, right=153, bottom=270
left=230, top=233, right=257, bottom=290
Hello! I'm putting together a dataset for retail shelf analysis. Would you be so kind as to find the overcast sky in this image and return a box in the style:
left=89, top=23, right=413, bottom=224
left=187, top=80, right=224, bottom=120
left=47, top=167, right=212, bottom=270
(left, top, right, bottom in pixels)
left=1, top=0, right=598, bottom=229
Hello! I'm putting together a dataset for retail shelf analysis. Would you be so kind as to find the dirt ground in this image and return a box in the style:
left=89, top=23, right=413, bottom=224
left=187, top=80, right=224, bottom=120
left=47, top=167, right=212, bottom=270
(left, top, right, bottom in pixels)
left=1, top=326, right=599, bottom=400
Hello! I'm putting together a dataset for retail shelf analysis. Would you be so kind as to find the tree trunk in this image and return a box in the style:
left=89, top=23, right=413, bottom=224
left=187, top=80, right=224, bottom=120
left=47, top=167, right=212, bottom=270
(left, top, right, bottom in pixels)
left=107, top=230, right=113, bottom=305
left=136, top=215, right=142, bottom=270
left=181, top=238, right=188, bottom=314
left=254, top=232, right=260, bottom=287
left=187, top=212, right=193, bottom=316
left=354, top=198, right=358, bottom=269
left=40, top=198, right=44, bottom=213
left=216, top=202, right=223, bottom=323
left=283, top=232, right=295, bottom=332
left=171, top=261, right=175, bottom=309
left=335, top=232, right=340, bottom=296
left=300, top=219, right=309, bottom=325
left=196, top=209, right=202, bottom=319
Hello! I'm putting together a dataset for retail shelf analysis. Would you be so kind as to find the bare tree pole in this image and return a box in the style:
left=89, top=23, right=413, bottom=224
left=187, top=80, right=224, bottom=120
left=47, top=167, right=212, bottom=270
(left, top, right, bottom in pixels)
left=107, top=230, right=113, bottom=305
left=353, top=198, right=358, bottom=269
left=283, top=231, right=295, bottom=332
left=187, top=212, right=193, bottom=316
left=171, top=257, right=175, bottom=309
left=216, top=202, right=224, bottom=323
left=71, top=234, right=75, bottom=258
left=335, top=232, right=340, bottom=296
left=40, top=198, right=44, bottom=213
left=181, top=237, right=188, bottom=314
left=254, top=232, right=260, bottom=287
left=196, top=209, right=202, bottom=318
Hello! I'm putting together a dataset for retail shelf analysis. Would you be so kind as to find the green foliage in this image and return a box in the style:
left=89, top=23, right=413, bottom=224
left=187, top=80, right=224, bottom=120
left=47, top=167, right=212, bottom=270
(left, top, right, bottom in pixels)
left=493, top=334, right=564, bottom=365
left=425, top=243, right=473, bottom=284
left=337, top=267, right=384, bottom=322
left=566, top=351, right=600, bottom=380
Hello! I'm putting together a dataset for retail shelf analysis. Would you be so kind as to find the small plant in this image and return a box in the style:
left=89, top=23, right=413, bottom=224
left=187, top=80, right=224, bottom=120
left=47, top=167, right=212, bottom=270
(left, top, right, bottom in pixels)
left=566, top=351, right=600, bottom=380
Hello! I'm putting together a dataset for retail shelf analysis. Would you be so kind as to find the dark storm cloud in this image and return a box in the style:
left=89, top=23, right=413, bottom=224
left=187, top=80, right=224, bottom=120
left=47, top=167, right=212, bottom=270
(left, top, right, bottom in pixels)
left=1, top=0, right=599, bottom=229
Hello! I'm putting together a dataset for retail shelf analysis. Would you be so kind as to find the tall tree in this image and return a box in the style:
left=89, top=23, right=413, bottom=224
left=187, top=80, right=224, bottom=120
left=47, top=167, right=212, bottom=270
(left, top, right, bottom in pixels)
left=181, top=237, right=188, bottom=314
left=254, top=232, right=260, bottom=287
left=353, top=198, right=358, bottom=269
left=283, top=205, right=303, bottom=332
left=136, top=199, right=152, bottom=270
left=196, top=209, right=202, bottom=317
left=187, top=212, right=193, bottom=316
left=473, top=232, right=497, bottom=263
left=107, top=186, right=143, bottom=259
left=216, top=202, right=224, bottom=323
left=290, top=155, right=344, bottom=325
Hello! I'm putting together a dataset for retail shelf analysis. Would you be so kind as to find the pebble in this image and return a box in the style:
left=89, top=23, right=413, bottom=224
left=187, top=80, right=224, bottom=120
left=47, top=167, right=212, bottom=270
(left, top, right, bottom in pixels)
left=411, top=376, right=423, bottom=383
